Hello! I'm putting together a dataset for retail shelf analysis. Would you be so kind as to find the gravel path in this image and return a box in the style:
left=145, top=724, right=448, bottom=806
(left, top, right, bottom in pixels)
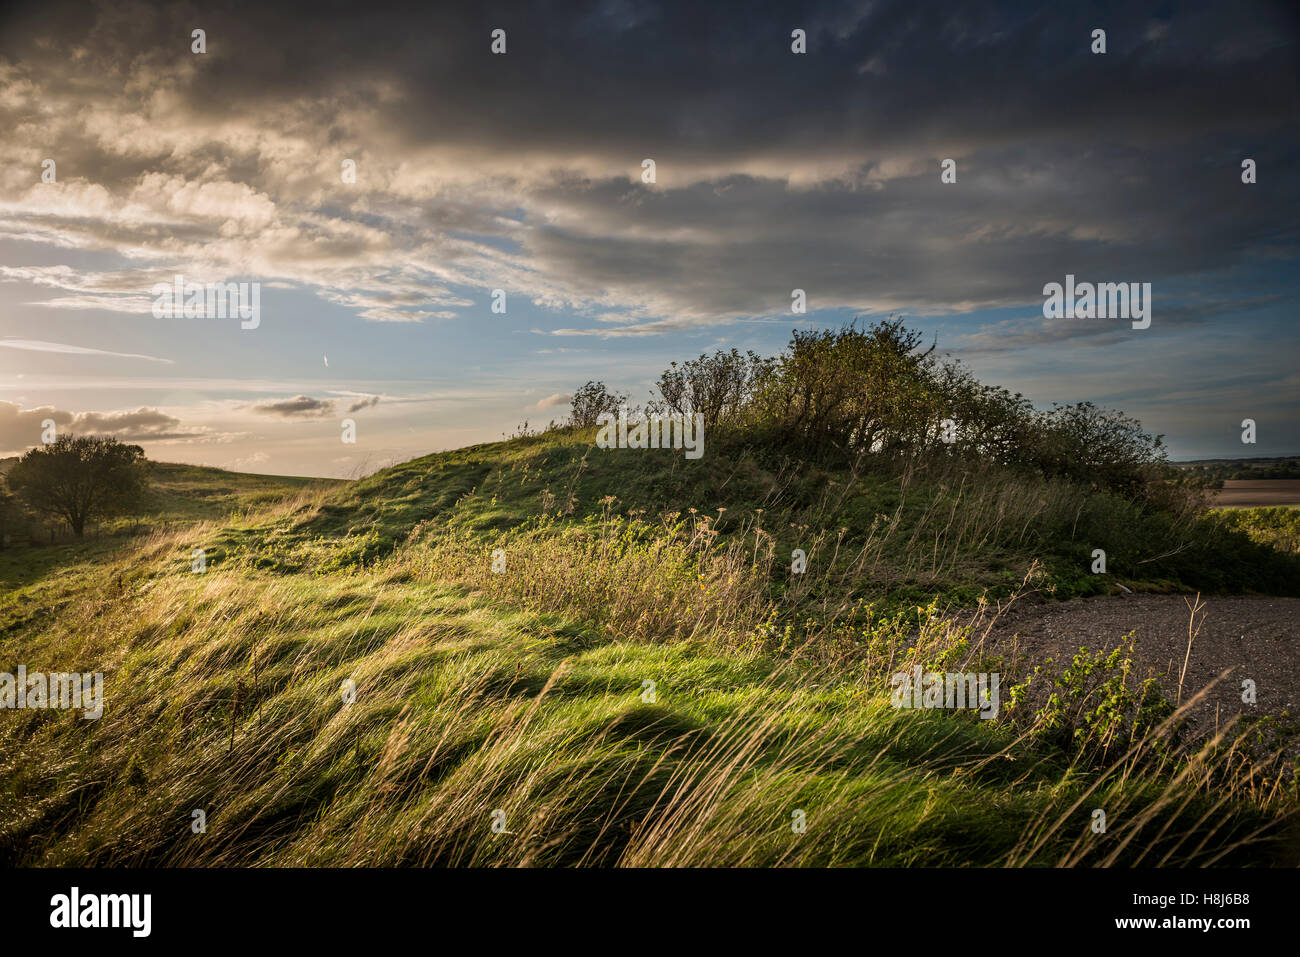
left=977, top=594, right=1300, bottom=744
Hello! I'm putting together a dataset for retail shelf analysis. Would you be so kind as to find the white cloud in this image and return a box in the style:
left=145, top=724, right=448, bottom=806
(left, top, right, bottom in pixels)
left=532, top=393, right=571, bottom=410
left=0, top=338, right=172, bottom=363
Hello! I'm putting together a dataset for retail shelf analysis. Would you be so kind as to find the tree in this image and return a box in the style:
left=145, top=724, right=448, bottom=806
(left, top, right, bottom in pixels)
left=1029, top=402, right=1168, bottom=499
left=750, top=318, right=939, bottom=457
left=6, top=435, right=148, bottom=537
left=655, top=349, right=771, bottom=428
left=0, top=481, right=24, bottom=548
left=569, top=381, right=627, bottom=429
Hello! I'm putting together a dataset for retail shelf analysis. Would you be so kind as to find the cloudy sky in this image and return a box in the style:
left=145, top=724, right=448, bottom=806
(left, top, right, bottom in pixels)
left=0, top=0, right=1296, bottom=476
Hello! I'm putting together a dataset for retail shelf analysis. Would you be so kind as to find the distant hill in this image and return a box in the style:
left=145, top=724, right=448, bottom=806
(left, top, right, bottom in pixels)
left=141, top=461, right=345, bottom=524
left=1174, top=455, right=1300, bottom=481
left=0, top=460, right=344, bottom=590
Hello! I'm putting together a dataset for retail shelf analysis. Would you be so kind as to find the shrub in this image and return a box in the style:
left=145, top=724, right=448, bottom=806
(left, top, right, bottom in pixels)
left=653, top=348, right=772, bottom=429
left=575, top=319, right=1199, bottom=511
left=568, top=381, right=627, bottom=430
left=1007, top=639, right=1178, bottom=763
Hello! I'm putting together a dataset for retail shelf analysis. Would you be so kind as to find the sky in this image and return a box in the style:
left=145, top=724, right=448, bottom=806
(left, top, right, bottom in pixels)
left=0, top=0, right=1296, bottom=477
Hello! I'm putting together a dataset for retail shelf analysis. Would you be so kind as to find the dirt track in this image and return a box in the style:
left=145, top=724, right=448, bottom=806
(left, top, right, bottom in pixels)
left=977, top=594, right=1300, bottom=743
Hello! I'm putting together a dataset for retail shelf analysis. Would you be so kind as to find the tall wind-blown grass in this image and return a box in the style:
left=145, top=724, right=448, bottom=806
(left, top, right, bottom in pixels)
left=3, top=500, right=1292, bottom=868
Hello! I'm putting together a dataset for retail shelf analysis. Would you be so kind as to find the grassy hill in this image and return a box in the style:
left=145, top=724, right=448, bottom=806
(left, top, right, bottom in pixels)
left=1, top=434, right=1297, bottom=867
left=0, top=462, right=339, bottom=593
left=208, top=428, right=1300, bottom=598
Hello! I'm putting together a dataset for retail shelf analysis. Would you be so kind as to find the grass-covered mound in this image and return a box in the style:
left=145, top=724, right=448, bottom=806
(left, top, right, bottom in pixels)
left=196, top=427, right=1300, bottom=605
left=1, top=432, right=1296, bottom=867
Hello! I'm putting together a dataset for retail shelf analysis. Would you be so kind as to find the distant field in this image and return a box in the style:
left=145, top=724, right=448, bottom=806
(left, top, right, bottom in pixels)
left=0, top=462, right=343, bottom=591
left=1212, top=479, right=1300, bottom=508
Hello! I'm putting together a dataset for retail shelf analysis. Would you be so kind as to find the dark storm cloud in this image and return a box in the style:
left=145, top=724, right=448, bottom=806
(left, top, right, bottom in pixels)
left=4, top=0, right=1292, bottom=157
left=948, top=293, right=1293, bottom=354
left=0, top=0, right=1296, bottom=333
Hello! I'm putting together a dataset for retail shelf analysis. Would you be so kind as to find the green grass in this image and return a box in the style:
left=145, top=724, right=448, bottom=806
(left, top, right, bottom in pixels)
left=141, top=462, right=336, bottom=522
left=1, top=435, right=1297, bottom=867
left=2, top=555, right=1286, bottom=867
left=209, top=429, right=1300, bottom=604
left=0, top=462, right=340, bottom=593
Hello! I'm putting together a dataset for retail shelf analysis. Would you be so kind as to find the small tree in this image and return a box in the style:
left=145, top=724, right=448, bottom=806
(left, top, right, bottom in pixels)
left=655, top=349, right=771, bottom=428
left=7, top=435, right=147, bottom=537
left=1030, top=402, right=1168, bottom=499
left=569, top=381, right=627, bottom=429
left=750, top=318, right=939, bottom=457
